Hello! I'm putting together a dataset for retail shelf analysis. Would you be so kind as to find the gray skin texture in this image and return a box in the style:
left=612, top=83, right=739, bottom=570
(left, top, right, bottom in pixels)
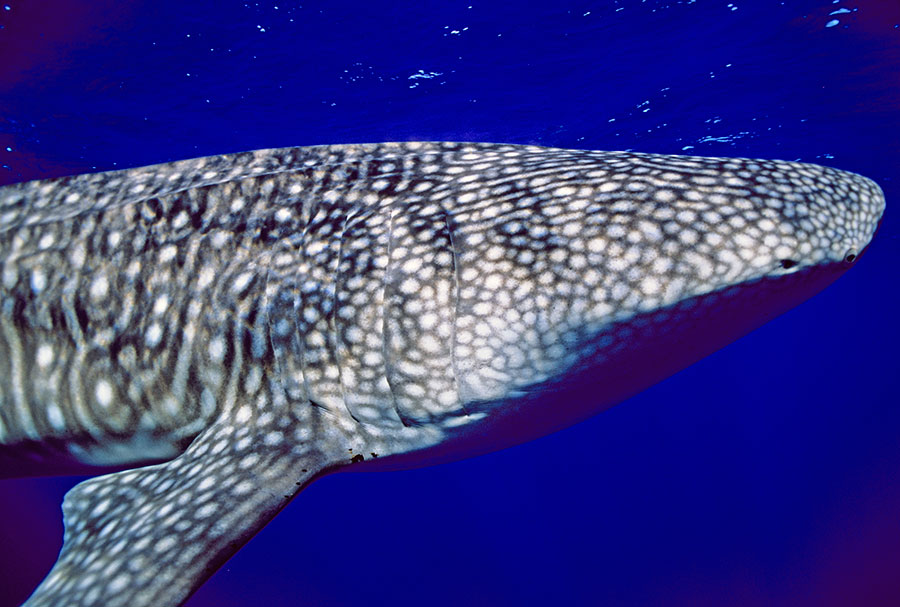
left=0, top=142, right=885, bottom=606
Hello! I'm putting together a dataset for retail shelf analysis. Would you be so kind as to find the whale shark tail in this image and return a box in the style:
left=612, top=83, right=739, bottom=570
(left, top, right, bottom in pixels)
left=23, top=417, right=334, bottom=607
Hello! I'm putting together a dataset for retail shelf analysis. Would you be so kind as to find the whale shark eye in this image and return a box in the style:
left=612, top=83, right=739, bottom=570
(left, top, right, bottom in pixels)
left=843, top=250, right=857, bottom=264
left=779, top=259, right=798, bottom=270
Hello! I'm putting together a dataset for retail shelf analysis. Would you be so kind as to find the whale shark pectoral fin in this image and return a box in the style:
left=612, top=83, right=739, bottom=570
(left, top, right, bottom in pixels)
left=23, top=421, right=332, bottom=607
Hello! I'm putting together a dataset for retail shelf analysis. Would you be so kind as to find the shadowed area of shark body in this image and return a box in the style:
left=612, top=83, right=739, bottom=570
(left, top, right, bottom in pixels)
left=0, top=142, right=885, bottom=606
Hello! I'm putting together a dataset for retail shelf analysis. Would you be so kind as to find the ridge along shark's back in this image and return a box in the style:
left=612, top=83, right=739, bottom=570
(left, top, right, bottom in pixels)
left=0, top=142, right=885, bottom=606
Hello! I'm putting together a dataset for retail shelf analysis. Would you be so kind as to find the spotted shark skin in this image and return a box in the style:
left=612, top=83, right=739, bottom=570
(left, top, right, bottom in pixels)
left=0, top=142, right=885, bottom=606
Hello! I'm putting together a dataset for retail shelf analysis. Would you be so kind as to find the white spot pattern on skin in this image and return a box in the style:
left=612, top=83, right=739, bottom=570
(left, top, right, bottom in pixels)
left=145, top=323, right=163, bottom=347
left=36, top=343, right=54, bottom=367
left=47, top=403, right=66, bottom=431
left=95, top=380, right=113, bottom=409
left=0, top=142, right=885, bottom=607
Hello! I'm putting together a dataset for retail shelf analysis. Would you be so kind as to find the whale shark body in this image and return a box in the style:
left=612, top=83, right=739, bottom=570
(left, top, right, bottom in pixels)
left=0, top=142, right=885, bottom=606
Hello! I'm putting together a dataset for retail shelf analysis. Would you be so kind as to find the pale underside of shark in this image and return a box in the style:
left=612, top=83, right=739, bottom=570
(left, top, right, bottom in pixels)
left=0, top=142, right=885, bottom=606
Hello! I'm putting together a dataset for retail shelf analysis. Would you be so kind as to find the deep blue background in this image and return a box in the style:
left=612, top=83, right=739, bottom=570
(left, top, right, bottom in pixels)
left=1, top=1, right=898, bottom=606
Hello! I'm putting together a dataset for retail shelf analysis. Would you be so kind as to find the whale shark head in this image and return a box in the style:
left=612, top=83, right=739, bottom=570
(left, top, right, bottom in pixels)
left=651, top=155, right=884, bottom=285
left=369, top=147, right=886, bottom=466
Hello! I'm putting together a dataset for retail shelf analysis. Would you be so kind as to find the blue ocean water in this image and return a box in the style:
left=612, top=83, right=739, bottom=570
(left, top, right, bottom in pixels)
left=0, top=1, right=898, bottom=606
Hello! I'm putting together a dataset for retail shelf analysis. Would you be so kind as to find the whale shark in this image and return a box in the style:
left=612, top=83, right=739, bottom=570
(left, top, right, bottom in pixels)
left=0, top=142, right=885, bottom=606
